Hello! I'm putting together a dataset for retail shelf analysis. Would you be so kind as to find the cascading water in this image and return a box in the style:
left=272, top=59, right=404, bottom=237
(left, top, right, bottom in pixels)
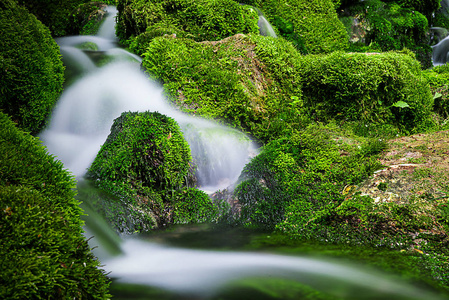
left=40, top=6, right=448, bottom=300
left=432, top=36, right=449, bottom=65
left=40, top=7, right=257, bottom=188
left=256, top=8, right=278, bottom=38
left=431, top=0, right=449, bottom=64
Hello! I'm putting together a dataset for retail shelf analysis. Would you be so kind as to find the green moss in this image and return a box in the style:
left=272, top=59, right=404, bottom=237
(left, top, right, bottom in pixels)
left=383, top=0, right=441, bottom=20
left=89, top=111, right=192, bottom=191
left=170, top=188, right=219, bottom=224
left=234, top=123, right=384, bottom=229
left=422, top=65, right=449, bottom=119
left=0, top=112, right=110, bottom=299
left=299, top=51, right=434, bottom=133
left=87, top=111, right=218, bottom=230
left=248, top=0, right=349, bottom=54
left=341, top=0, right=432, bottom=68
left=142, top=34, right=308, bottom=143
left=0, top=0, right=64, bottom=134
left=116, top=0, right=259, bottom=47
left=17, top=0, right=90, bottom=37
left=69, top=2, right=108, bottom=36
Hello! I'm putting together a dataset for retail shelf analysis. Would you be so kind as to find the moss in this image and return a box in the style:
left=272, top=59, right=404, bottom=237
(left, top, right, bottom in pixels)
left=142, top=34, right=308, bottom=143
left=341, top=0, right=432, bottom=68
left=0, top=0, right=64, bottom=134
left=0, top=112, right=110, bottom=299
left=87, top=111, right=218, bottom=230
left=383, top=0, right=441, bottom=21
left=422, top=65, right=449, bottom=119
left=69, top=1, right=108, bottom=35
left=299, top=51, right=434, bottom=133
left=17, top=0, right=90, bottom=37
left=170, top=188, right=219, bottom=224
left=116, top=0, right=259, bottom=47
left=247, top=0, right=349, bottom=54
left=234, top=123, right=384, bottom=229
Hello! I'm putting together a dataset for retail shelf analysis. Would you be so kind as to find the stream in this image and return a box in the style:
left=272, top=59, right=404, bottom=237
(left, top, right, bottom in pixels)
left=39, top=6, right=449, bottom=300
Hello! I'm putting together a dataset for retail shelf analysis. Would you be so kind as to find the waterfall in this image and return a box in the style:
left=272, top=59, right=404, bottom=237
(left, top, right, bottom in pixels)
left=432, top=33, right=449, bottom=65
left=40, top=7, right=257, bottom=190
left=96, top=6, right=118, bottom=40
left=431, top=0, right=449, bottom=64
left=38, top=6, right=447, bottom=300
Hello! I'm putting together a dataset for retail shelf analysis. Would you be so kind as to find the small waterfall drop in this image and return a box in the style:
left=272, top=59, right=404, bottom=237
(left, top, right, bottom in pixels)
left=256, top=9, right=277, bottom=38
left=96, top=6, right=118, bottom=40
left=431, top=0, right=449, bottom=65
left=432, top=35, right=449, bottom=65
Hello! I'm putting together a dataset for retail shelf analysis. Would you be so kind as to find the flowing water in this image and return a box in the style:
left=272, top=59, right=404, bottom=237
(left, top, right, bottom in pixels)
left=39, top=6, right=449, bottom=300
left=256, top=8, right=278, bottom=38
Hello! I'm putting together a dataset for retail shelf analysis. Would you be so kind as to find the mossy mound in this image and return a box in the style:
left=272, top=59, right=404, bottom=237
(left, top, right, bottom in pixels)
left=234, top=123, right=384, bottom=229
left=248, top=0, right=349, bottom=54
left=142, top=34, right=433, bottom=141
left=142, top=34, right=307, bottom=143
left=116, top=0, right=259, bottom=50
left=0, top=0, right=64, bottom=134
left=340, top=0, right=432, bottom=68
left=0, top=112, right=110, bottom=299
left=87, top=111, right=218, bottom=232
left=232, top=122, right=449, bottom=290
left=299, top=51, right=434, bottom=133
left=17, top=0, right=89, bottom=36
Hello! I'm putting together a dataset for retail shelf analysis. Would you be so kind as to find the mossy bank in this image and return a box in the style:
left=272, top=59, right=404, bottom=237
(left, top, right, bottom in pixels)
left=0, top=0, right=64, bottom=134
left=0, top=112, right=110, bottom=299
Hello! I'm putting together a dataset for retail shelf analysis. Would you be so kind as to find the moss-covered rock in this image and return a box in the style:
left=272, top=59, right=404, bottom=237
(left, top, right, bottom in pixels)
left=87, top=111, right=218, bottom=231
left=422, top=64, right=449, bottom=119
left=116, top=0, right=259, bottom=49
left=142, top=34, right=307, bottom=143
left=234, top=123, right=384, bottom=229
left=17, top=0, right=90, bottom=37
left=69, top=1, right=108, bottom=35
left=340, top=0, right=432, bottom=68
left=143, top=34, right=434, bottom=141
left=0, top=0, right=64, bottom=134
left=248, top=0, right=349, bottom=54
left=232, top=123, right=449, bottom=290
left=0, top=112, right=110, bottom=299
left=299, top=51, right=434, bottom=133
left=383, top=0, right=441, bottom=21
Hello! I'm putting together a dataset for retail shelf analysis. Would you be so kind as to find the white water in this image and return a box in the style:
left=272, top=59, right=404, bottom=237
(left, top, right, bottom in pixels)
left=40, top=6, right=448, bottom=300
left=432, top=35, right=449, bottom=65
left=258, top=16, right=277, bottom=38
left=256, top=8, right=277, bottom=38
left=103, top=238, right=445, bottom=300
left=432, top=1, right=449, bottom=65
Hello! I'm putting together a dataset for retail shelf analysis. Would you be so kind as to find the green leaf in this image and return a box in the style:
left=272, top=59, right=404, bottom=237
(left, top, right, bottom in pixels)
left=391, top=101, right=410, bottom=108
left=433, top=92, right=443, bottom=100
